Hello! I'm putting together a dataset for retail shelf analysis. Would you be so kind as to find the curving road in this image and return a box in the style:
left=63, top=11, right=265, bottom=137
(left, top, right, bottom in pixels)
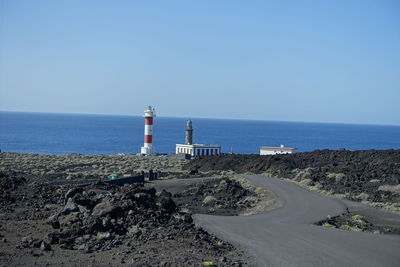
left=192, top=175, right=400, bottom=267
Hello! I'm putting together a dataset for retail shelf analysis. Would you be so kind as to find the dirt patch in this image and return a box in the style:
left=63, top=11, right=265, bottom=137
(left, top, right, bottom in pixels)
left=0, top=172, right=247, bottom=266
left=316, top=212, right=400, bottom=235
left=184, top=150, right=400, bottom=212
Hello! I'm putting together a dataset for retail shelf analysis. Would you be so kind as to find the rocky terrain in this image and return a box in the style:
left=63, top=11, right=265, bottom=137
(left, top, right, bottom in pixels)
left=184, top=150, right=400, bottom=213
left=2, top=150, right=399, bottom=265
left=173, top=177, right=259, bottom=216
left=0, top=157, right=248, bottom=266
left=0, top=152, right=187, bottom=181
left=316, top=212, right=400, bottom=235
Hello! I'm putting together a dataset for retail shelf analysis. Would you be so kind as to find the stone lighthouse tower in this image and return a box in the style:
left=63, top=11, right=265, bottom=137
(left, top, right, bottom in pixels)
left=185, top=120, right=193, bottom=145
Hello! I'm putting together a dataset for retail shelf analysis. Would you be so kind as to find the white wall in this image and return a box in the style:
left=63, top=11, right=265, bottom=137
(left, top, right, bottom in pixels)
left=176, top=144, right=220, bottom=157
left=260, top=149, right=294, bottom=155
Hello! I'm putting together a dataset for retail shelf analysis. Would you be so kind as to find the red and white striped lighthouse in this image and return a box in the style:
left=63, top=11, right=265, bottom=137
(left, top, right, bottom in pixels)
left=140, top=106, right=155, bottom=155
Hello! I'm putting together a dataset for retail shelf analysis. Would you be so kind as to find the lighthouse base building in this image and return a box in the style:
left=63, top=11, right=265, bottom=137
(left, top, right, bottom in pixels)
left=176, top=144, right=221, bottom=157
left=176, top=120, right=221, bottom=157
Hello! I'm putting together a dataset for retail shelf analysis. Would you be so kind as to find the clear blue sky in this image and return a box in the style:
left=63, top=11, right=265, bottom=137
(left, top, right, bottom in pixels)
left=1, top=0, right=399, bottom=125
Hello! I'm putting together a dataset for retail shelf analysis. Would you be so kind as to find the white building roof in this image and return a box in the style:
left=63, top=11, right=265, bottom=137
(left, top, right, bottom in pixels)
left=260, top=146, right=297, bottom=151
left=176, top=143, right=220, bottom=148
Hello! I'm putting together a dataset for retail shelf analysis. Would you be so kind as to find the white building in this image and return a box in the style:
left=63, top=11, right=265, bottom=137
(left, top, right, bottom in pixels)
left=176, top=143, right=221, bottom=157
left=176, top=120, right=221, bottom=157
left=260, top=144, right=297, bottom=155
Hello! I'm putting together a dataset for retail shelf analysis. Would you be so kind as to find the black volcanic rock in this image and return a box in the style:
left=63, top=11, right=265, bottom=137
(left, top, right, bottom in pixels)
left=184, top=150, right=400, bottom=204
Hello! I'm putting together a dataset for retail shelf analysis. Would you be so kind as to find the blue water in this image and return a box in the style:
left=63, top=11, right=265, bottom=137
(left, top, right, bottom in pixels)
left=0, top=111, right=399, bottom=155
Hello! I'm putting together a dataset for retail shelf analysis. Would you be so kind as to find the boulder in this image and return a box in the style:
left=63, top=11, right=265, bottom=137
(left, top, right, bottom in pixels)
left=91, top=201, right=120, bottom=217
left=62, top=198, right=78, bottom=215
left=134, top=192, right=149, bottom=203
left=65, top=188, right=84, bottom=201
left=202, top=196, right=217, bottom=205
left=40, top=241, right=51, bottom=251
left=59, top=213, right=79, bottom=226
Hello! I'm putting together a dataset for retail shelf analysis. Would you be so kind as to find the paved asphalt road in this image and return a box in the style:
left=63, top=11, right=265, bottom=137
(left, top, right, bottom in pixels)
left=192, top=175, right=400, bottom=267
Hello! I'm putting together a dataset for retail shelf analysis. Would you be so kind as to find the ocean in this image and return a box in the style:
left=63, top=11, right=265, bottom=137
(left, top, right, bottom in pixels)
left=0, top=111, right=399, bottom=155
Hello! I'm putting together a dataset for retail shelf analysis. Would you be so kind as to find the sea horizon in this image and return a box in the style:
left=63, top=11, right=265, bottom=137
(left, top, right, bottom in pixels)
left=1, top=111, right=400, bottom=155
left=1, top=110, right=400, bottom=128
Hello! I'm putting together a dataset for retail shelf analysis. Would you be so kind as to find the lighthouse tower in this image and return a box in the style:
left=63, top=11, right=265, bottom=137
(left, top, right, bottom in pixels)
left=140, top=106, right=155, bottom=156
left=185, top=120, right=193, bottom=145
